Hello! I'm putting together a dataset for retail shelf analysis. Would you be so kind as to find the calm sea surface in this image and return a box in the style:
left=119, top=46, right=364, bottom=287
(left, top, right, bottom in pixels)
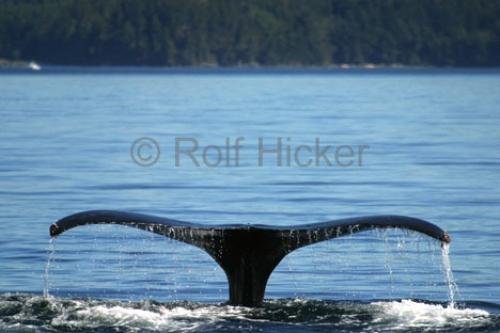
left=1, top=68, right=499, bottom=332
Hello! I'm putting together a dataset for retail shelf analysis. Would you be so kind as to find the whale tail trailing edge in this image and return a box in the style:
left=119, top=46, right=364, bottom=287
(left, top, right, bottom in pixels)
left=49, top=210, right=450, bottom=306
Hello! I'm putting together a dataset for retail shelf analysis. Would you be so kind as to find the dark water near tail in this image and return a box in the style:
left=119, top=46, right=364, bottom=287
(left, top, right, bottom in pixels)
left=1, top=294, right=499, bottom=332
left=1, top=68, right=499, bottom=332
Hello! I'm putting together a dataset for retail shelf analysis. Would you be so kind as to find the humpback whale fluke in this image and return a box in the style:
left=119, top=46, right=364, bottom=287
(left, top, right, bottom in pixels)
left=49, top=210, right=450, bottom=306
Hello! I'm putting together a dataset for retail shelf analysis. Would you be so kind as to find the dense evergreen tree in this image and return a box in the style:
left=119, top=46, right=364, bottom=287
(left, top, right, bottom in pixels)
left=0, top=0, right=498, bottom=66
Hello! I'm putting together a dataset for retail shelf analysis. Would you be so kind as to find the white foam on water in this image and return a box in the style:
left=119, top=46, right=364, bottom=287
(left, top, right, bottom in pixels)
left=1, top=295, right=497, bottom=332
left=371, top=299, right=491, bottom=330
left=50, top=300, right=250, bottom=332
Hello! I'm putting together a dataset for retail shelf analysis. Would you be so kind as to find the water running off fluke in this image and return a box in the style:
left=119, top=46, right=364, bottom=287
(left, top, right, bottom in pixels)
left=442, top=242, right=459, bottom=308
left=43, top=238, right=55, bottom=298
left=48, top=210, right=451, bottom=307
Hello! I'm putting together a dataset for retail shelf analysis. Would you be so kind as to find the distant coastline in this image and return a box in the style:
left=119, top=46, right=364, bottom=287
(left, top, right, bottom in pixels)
left=2, top=59, right=500, bottom=73
left=0, top=59, right=406, bottom=70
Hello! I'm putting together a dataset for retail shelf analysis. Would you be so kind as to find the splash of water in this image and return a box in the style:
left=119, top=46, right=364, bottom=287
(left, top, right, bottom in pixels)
left=1, top=295, right=493, bottom=333
left=441, top=242, right=459, bottom=308
left=372, top=299, right=490, bottom=330
left=43, top=237, right=56, bottom=298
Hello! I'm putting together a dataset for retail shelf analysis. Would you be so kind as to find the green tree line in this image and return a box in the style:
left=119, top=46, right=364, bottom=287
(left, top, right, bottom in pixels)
left=0, top=0, right=498, bottom=66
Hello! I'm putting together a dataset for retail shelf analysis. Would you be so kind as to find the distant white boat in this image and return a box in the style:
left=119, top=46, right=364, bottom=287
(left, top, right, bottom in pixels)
left=28, top=61, right=41, bottom=71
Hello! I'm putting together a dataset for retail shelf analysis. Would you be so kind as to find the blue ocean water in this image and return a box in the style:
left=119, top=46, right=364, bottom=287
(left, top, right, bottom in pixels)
left=0, top=67, right=499, bottom=332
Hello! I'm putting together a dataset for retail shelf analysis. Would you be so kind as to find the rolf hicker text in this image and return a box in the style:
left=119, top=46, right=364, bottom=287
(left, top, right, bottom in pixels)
left=131, top=137, right=368, bottom=168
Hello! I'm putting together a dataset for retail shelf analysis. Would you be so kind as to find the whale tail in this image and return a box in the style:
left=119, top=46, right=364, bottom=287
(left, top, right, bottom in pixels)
left=50, top=210, right=450, bottom=306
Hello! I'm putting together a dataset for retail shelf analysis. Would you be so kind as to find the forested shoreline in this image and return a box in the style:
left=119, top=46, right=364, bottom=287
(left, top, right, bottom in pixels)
left=0, top=0, right=498, bottom=67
